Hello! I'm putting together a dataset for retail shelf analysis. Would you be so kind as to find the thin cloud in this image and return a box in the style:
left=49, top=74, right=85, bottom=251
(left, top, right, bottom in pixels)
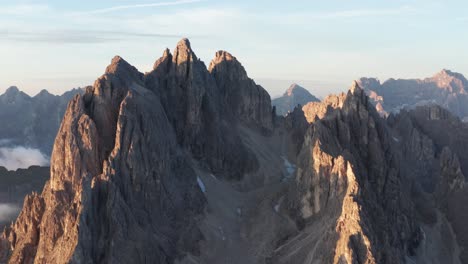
left=0, top=29, right=185, bottom=44
left=78, top=0, right=203, bottom=15
left=0, top=4, right=49, bottom=16
left=316, top=6, right=417, bottom=19
left=0, top=147, right=49, bottom=171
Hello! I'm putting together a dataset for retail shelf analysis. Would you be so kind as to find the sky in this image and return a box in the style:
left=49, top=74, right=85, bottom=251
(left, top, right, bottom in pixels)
left=0, top=0, right=467, bottom=98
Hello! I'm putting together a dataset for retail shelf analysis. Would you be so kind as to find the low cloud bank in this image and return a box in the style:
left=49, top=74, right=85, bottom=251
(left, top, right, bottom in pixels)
left=0, top=203, right=20, bottom=222
left=0, top=146, right=49, bottom=170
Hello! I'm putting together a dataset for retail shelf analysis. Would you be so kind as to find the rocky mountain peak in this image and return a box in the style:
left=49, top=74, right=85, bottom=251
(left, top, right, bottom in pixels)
left=34, top=89, right=52, bottom=98
left=349, top=80, right=363, bottom=95
left=208, top=50, right=248, bottom=81
left=431, top=69, right=468, bottom=93
left=173, top=38, right=196, bottom=65
left=105, top=56, right=143, bottom=81
left=4, top=86, right=20, bottom=95
left=273, top=84, right=320, bottom=116
left=285, top=83, right=306, bottom=96
left=1, top=86, right=31, bottom=103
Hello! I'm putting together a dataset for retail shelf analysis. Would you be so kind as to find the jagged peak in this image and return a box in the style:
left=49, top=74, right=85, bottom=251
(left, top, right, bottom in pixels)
left=34, top=89, right=52, bottom=98
left=152, top=48, right=173, bottom=70
left=3, top=86, right=31, bottom=99
left=106, top=56, right=132, bottom=73
left=208, top=50, right=248, bottom=80
left=285, top=83, right=307, bottom=96
left=214, top=50, right=236, bottom=62
left=162, top=48, right=171, bottom=58
left=349, top=80, right=363, bottom=95
left=177, top=38, right=192, bottom=50
left=433, top=69, right=467, bottom=82
left=4, top=86, right=20, bottom=95
left=173, top=38, right=197, bottom=63
left=103, top=55, right=143, bottom=83
left=208, top=50, right=240, bottom=72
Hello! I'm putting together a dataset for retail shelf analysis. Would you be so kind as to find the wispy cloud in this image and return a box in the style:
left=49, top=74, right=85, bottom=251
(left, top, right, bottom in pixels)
left=77, top=0, right=203, bottom=15
left=0, top=4, right=49, bottom=16
left=314, top=5, right=417, bottom=19
left=0, top=29, right=185, bottom=44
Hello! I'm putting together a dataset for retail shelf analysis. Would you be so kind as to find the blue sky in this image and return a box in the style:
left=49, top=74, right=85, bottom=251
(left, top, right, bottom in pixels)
left=0, top=0, right=467, bottom=97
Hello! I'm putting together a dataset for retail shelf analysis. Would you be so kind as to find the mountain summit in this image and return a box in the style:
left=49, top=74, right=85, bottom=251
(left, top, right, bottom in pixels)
left=272, top=83, right=320, bottom=115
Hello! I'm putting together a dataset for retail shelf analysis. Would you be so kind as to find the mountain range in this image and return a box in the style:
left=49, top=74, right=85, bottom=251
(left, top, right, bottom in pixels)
left=0, top=86, right=83, bottom=156
left=359, top=70, right=468, bottom=120
left=0, top=39, right=467, bottom=264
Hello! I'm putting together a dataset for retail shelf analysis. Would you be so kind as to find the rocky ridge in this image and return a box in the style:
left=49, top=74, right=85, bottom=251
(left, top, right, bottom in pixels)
left=358, top=70, right=468, bottom=120
left=1, top=40, right=467, bottom=264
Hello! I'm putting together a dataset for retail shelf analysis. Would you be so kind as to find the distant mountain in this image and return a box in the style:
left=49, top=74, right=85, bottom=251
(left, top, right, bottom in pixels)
left=272, top=83, right=320, bottom=115
left=0, top=87, right=84, bottom=155
left=359, top=70, right=468, bottom=119
left=0, top=166, right=48, bottom=229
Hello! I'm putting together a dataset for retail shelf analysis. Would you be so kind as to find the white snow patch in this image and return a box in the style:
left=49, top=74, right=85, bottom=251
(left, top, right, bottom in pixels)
left=236, top=207, right=242, bottom=217
left=197, top=176, right=206, bottom=193
left=274, top=203, right=280, bottom=213
left=210, top=174, right=217, bottom=180
left=393, top=137, right=400, bottom=142
left=281, top=156, right=296, bottom=181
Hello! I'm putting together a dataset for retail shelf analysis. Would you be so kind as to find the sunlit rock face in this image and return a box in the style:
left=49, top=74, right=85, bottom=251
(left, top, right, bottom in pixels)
left=359, top=70, right=468, bottom=120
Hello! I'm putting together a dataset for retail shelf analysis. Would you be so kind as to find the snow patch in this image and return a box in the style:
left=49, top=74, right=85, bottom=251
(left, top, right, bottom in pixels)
left=274, top=203, right=280, bottom=213
left=197, top=176, right=206, bottom=193
left=281, top=156, right=296, bottom=182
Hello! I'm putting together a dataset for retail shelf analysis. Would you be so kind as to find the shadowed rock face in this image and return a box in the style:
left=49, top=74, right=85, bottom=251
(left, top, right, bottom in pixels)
left=272, top=83, right=320, bottom=116
left=359, top=70, right=468, bottom=120
left=389, top=105, right=468, bottom=263
left=145, top=40, right=267, bottom=180
left=0, top=86, right=84, bottom=155
left=1, top=38, right=273, bottom=264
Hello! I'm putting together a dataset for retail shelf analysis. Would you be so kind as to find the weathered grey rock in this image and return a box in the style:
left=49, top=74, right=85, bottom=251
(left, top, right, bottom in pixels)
left=209, top=50, right=273, bottom=131
left=1, top=54, right=206, bottom=264
left=277, top=82, right=416, bottom=263
left=146, top=40, right=263, bottom=180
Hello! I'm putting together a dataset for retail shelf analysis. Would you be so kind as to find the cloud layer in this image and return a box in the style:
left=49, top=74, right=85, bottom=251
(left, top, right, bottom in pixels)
left=0, top=203, right=20, bottom=223
left=0, top=147, right=49, bottom=170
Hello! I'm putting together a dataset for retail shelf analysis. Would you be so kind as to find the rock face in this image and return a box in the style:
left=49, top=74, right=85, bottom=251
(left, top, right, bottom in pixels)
left=1, top=40, right=467, bottom=264
left=276, top=82, right=416, bottom=263
left=272, top=83, right=320, bottom=116
left=1, top=38, right=273, bottom=264
left=0, top=87, right=84, bottom=155
left=389, top=105, right=468, bottom=263
left=358, top=70, right=468, bottom=120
